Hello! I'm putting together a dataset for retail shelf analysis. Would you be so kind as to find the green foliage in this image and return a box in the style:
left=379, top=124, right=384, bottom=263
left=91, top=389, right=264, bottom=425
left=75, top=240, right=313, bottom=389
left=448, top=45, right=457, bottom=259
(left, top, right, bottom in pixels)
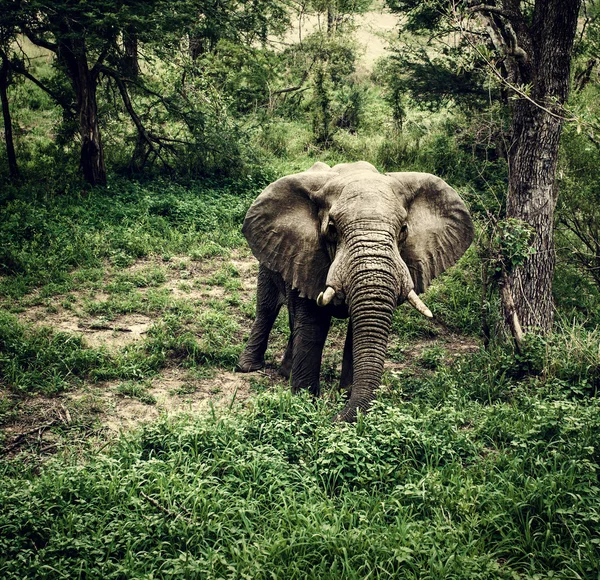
left=492, top=218, right=536, bottom=274
left=556, top=114, right=600, bottom=290
left=418, top=344, right=446, bottom=369
left=0, top=175, right=270, bottom=298
left=0, top=312, right=108, bottom=395
left=2, top=376, right=599, bottom=578
left=375, top=42, right=493, bottom=112
left=374, top=114, right=508, bottom=199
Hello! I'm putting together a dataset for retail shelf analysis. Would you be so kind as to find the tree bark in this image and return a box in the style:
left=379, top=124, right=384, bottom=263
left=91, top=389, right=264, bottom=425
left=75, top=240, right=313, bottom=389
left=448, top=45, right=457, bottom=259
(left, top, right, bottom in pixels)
left=122, top=29, right=139, bottom=79
left=78, top=69, right=106, bottom=186
left=504, top=0, right=581, bottom=332
left=58, top=32, right=106, bottom=186
left=0, top=56, right=18, bottom=178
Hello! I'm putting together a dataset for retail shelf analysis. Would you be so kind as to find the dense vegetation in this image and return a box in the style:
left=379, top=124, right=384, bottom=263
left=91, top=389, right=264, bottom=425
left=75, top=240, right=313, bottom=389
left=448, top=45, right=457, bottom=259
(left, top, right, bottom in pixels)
left=2, top=1, right=600, bottom=577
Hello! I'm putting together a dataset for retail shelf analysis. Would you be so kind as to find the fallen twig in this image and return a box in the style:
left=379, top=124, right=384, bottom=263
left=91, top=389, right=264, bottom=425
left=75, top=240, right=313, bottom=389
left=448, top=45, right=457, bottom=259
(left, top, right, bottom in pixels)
left=140, top=491, right=194, bottom=524
left=2, top=420, right=58, bottom=455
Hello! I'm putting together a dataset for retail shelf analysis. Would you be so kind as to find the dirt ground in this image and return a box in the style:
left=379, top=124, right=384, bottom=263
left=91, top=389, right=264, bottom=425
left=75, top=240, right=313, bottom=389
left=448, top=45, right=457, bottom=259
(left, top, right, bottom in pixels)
left=1, top=250, right=479, bottom=460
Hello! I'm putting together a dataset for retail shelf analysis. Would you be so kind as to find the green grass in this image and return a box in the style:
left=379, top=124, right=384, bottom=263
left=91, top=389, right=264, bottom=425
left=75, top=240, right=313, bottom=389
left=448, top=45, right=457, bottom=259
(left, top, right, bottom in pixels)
left=0, top=312, right=109, bottom=396
left=116, top=381, right=157, bottom=405
left=1, top=384, right=598, bottom=579
left=2, top=133, right=600, bottom=579
left=0, top=175, right=271, bottom=301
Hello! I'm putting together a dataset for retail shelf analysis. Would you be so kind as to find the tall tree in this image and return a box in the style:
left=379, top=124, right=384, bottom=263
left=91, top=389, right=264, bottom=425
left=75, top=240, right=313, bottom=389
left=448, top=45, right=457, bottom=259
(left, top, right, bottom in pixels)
left=386, top=0, right=582, bottom=332
left=0, top=6, right=20, bottom=179
left=13, top=0, right=186, bottom=184
left=18, top=0, right=116, bottom=184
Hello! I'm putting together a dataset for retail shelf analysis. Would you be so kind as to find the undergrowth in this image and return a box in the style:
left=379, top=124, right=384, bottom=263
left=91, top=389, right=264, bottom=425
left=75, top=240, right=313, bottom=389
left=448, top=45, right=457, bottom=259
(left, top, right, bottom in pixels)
left=1, top=381, right=598, bottom=579
left=0, top=173, right=273, bottom=300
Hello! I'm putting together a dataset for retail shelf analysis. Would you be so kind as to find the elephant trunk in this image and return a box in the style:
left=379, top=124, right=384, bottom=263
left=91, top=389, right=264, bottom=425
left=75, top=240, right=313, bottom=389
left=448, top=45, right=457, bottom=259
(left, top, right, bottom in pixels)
left=335, top=256, right=399, bottom=422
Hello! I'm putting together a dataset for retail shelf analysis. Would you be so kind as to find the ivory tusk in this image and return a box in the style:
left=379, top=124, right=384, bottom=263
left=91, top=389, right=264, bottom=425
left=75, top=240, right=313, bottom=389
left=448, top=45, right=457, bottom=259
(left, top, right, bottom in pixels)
left=317, top=286, right=336, bottom=307
left=407, top=290, right=433, bottom=318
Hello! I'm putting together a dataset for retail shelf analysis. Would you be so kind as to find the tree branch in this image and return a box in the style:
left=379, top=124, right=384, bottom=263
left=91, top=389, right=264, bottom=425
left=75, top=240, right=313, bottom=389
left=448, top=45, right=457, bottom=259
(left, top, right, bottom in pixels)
left=453, top=11, right=576, bottom=122
left=270, top=70, right=310, bottom=95
left=467, top=4, right=519, bottom=20
left=97, top=64, right=174, bottom=169
left=24, top=29, right=58, bottom=53
left=8, top=58, right=75, bottom=116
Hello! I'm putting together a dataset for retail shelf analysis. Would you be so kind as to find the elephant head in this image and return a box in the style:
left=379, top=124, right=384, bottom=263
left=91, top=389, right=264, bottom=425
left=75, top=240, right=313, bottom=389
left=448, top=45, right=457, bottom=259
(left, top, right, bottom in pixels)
left=243, top=161, right=474, bottom=421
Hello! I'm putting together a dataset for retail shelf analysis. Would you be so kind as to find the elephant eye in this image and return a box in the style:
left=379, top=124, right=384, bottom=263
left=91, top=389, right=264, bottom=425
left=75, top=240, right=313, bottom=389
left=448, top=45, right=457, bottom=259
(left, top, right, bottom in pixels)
left=399, top=223, right=409, bottom=242
left=326, top=219, right=337, bottom=242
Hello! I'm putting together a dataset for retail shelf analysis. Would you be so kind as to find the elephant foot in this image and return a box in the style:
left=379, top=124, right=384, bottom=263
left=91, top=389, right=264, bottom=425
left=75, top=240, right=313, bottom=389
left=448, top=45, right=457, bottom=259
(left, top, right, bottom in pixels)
left=235, top=353, right=264, bottom=373
left=334, top=399, right=371, bottom=423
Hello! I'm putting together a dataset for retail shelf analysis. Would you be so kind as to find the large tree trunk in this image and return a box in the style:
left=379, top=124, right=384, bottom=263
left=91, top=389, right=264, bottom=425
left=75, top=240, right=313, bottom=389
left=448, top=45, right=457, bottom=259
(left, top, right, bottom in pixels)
left=0, top=56, right=18, bottom=178
left=506, top=101, right=562, bottom=331
left=505, top=0, right=580, bottom=332
left=59, top=33, right=106, bottom=186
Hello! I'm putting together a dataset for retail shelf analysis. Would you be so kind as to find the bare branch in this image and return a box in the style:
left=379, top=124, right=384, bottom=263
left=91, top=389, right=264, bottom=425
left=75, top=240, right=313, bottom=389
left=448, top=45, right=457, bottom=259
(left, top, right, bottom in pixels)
left=24, top=29, right=58, bottom=53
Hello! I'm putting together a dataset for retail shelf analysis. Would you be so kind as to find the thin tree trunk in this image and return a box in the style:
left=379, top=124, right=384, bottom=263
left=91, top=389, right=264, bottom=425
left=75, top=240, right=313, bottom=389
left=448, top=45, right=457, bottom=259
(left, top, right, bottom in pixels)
left=505, top=0, right=580, bottom=332
left=189, top=33, right=203, bottom=60
left=123, top=29, right=139, bottom=79
left=327, top=7, right=336, bottom=34
left=0, top=57, right=18, bottom=178
left=78, top=71, right=106, bottom=186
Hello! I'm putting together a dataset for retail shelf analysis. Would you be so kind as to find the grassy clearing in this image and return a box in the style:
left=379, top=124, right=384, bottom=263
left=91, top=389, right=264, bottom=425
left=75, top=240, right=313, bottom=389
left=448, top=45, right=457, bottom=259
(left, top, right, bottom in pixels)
left=0, top=175, right=270, bottom=300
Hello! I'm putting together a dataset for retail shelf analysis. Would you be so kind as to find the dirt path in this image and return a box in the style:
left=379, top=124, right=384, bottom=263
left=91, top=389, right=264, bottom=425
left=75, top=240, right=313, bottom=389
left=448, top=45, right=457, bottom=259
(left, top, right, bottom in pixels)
left=284, top=5, right=400, bottom=72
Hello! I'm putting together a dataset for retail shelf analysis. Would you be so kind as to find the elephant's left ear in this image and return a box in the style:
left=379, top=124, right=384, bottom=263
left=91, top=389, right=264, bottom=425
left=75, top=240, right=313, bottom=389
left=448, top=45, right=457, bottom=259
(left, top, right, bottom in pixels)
left=387, top=172, right=474, bottom=294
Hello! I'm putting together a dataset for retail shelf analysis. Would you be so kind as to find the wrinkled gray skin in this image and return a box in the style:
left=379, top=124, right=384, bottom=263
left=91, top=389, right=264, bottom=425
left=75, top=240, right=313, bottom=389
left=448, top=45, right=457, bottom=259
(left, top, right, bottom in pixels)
left=237, top=161, right=474, bottom=422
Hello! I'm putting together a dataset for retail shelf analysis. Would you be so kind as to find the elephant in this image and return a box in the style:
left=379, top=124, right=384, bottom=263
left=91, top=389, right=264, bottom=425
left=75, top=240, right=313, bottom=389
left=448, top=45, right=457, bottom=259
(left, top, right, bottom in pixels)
left=236, top=161, right=474, bottom=422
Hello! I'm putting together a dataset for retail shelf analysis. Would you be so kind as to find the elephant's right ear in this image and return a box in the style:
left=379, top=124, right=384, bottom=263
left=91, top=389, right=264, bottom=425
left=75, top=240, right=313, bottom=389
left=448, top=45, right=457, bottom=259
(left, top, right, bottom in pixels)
left=242, top=167, right=334, bottom=300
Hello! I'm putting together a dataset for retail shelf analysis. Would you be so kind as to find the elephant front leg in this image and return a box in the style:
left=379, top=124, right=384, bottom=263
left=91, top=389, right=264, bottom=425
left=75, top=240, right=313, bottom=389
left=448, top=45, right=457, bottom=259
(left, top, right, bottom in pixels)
left=237, top=265, right=284, bottom=372
left=339, top=320, right=353, bottom=396
left=288, top=292, right=331, bottom=396
left=279, top=310, right=294, bottom=379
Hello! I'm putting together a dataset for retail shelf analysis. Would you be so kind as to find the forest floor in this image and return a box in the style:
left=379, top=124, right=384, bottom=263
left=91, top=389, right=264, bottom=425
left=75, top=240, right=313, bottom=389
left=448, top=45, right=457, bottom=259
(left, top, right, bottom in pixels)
left=1, top=251, right=478, bottom=460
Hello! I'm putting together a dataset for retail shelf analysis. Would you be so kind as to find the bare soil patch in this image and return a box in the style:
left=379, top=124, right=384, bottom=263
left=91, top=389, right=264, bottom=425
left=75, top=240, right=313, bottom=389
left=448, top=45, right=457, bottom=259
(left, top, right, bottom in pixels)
left=99, top=368, right=255, bottom=435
